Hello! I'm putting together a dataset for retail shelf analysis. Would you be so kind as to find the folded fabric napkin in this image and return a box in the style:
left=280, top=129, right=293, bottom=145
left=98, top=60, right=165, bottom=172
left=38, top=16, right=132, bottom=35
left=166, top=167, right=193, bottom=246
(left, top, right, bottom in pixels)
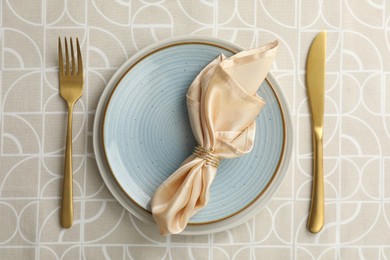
left=151, top=40, right=279, bottom=235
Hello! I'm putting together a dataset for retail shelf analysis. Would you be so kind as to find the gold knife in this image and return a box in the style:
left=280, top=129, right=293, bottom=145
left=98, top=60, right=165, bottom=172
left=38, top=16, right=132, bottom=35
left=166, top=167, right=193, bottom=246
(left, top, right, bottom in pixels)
left=306, top=31, right=326, bottom=233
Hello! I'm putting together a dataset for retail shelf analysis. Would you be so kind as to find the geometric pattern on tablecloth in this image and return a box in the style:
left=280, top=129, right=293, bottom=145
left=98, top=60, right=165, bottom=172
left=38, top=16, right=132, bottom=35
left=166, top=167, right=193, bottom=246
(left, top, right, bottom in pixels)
left=1, top=0, right=390, bottom=259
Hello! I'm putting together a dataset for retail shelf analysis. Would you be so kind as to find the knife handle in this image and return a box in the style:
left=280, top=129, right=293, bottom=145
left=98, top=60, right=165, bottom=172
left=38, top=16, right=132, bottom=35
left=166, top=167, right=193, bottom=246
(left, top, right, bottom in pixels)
left=307, top=130, right=324, bottom=233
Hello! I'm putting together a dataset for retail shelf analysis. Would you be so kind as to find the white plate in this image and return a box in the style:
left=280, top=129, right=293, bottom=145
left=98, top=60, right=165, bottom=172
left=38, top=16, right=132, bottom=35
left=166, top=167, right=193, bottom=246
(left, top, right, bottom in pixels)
left=93, top=36, right=293, bottom=235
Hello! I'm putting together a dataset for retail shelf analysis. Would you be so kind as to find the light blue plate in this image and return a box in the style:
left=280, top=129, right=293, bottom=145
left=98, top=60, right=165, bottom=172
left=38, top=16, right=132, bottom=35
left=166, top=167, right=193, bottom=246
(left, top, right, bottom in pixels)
left=103, top=42, right=286, bottom=224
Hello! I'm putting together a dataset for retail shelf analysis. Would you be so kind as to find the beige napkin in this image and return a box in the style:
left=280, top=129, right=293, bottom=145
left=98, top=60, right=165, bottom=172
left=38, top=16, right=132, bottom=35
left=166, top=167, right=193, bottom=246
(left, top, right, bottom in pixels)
left=151, top=40, right=279, bottom=235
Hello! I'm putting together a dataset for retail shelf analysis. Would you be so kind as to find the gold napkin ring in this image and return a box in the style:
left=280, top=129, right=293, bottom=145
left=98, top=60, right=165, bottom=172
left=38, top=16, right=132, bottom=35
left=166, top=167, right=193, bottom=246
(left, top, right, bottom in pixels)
left=193, top=145, right=220, bottom=168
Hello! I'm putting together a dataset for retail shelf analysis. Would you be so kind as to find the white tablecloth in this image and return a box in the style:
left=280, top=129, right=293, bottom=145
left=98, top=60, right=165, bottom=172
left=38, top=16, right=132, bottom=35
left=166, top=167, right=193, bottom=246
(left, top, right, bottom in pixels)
left=1, top=1, right=389, bottom=259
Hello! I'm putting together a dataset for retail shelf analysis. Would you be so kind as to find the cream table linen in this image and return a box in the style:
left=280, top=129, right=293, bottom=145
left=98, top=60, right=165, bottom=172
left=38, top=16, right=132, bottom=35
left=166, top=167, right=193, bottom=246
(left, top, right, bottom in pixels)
left=152, top=41, right=278, bottom=235
left=1, top=0, right=390, bottom=259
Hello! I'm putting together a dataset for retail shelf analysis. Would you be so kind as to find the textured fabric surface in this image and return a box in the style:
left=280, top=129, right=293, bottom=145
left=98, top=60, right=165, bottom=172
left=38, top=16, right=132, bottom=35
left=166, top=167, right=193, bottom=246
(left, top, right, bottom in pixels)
left=0, top=0, right=389, bottom=259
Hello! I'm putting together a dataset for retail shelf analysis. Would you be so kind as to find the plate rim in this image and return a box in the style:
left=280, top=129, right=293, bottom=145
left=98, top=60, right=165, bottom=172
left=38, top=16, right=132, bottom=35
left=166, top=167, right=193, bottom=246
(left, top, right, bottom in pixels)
left=93, top=36, right=294, bottom=235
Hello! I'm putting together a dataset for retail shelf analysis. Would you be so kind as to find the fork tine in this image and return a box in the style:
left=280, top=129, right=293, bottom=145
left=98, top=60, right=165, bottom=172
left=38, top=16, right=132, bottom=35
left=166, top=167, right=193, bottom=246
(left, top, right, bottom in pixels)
left=70, top=37, right=75, bottom=75
left=65, top=37, right=70, bottom=75
left=76, top=38, right=83, bottom=76
left=58, top=37, right=63, bottom=76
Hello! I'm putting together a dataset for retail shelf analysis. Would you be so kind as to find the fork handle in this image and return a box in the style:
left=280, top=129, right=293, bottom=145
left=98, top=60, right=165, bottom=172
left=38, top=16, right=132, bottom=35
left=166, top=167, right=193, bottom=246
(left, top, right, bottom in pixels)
left=307, top=131, right=324, bottom=233
left=61, top=104, right=74, bottom=228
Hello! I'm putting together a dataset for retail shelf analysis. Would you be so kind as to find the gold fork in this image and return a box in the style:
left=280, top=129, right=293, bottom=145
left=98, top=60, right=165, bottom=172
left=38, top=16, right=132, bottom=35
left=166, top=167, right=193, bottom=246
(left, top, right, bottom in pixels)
left=58, top=37, right=83, bottom=228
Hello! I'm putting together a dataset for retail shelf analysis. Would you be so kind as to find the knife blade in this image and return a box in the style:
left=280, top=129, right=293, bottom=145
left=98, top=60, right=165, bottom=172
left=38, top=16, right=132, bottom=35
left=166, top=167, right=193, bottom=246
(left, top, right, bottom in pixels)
left=306, top=31, right=326, bottom=233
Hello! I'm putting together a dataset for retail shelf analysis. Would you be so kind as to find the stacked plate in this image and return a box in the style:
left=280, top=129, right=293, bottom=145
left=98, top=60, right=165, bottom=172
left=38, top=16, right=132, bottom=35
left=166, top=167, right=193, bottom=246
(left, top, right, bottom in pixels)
left=93, top=36, right=293, bottom=235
